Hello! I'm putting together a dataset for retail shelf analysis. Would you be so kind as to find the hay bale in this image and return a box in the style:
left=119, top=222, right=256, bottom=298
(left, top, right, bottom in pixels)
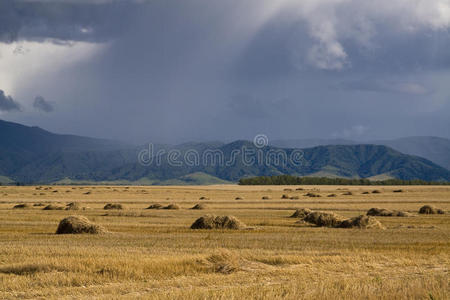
left=199, top=196, right=209, bottom=200
left=191, top=203, right=206, bottom=210
left=205, top=249, right=240, bottom=274
left=289, top=196, right=300, bottom=200
left=283, top=188, right=293, bottom=192
left=191, top=215, right=246, bottom=230
left=296, top=188, right=304, bottom=191
left=65, top=202, right=80, bottom=210
left=13, top=203, right=30, bottom=209
left=290, top=208, right=312, bottom=218
left=338, top=215, right=384, bottom=229
left=146, top=203, right=162, bottom=209
left=419, top=205, right=445, bottom=214
left=303, top=211, right=345, bottom=227
left=103, top=203, right=123, bottom=210
left=261, top=196, right=270, bottom=200
left=281, top=194, right=290, bottom=199
left=371, top=190, right=381, bottom=194
left=235, top=197, right=243, bottom=200
left=367, top=208, right=392, bottom=216
left=342, top=191, right=353, bottom=196
left=163, top=204, right=180, bottom=210
left=305, top=192, right=321, bottom=197
left=43, top=204, right=64, bottom=210
left=56, top=216, right=106, bottom=234
left=367, top=208, right=411, bottom=217
left=327, top=194, right=337, bottom=197
left=362, top=191, right=370, bottom=194
left=393, top=211, right=412, bottom=217
left=393, top=189, right=403, bottom=193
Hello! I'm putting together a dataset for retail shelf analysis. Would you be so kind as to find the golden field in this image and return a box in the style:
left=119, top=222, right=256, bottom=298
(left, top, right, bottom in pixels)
left=0, top=184, right=449, bottom=299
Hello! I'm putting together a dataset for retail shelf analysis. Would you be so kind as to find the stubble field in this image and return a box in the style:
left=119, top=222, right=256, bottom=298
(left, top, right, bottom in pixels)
left=0, top=185, right=449, bottom=299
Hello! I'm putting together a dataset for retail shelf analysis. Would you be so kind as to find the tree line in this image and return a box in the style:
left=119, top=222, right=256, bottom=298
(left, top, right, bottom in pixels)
left=239, top=175, right=450, bottom=185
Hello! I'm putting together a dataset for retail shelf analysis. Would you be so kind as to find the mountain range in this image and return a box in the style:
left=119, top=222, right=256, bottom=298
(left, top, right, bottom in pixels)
left=0, top=119, right=449, bottom=184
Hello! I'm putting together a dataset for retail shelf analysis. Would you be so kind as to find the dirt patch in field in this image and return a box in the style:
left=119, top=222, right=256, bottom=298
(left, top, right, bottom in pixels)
left=191, top=215, right=246, bottom=230
left=419, top=205, right=445, bottom=214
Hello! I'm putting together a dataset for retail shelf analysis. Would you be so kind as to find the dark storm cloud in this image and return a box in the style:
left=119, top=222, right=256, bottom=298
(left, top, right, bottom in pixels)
left=0, top=0, right=141, bottom=43
left=0, top=90, right=21, bottom=111
left=3, top=0, right=450, bottom=142
left=33, top=95, right=54, bottom=112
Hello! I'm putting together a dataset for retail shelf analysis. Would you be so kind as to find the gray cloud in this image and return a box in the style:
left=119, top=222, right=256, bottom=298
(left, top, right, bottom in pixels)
left=0, top=0, right=141, bottom=43
left=0, top=90, right=21, bottom=112
left=33, top=95, right=54, bottom=112
left=2, top=1, right=450, bottom=143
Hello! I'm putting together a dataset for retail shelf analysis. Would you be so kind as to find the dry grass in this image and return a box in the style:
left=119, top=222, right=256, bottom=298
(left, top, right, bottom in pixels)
left=0, top=184, right=449, bottom=299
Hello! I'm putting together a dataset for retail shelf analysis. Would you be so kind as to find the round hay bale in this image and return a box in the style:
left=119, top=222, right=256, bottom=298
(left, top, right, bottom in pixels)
left=342, top=191, right=353, bottom=196
left=393, top=189, right=403, bottom=193
left=281, top=194, right=290, bottom=199
left=362, top=191, right=370, bottom=194
left=327, top=194, right=337, bottom=197
left=303, top=211, right=345, bottom=227
left=163, top=204, right=180, bottom=210
left=339, top=215, right=384, bottom=229
left=235, top=197, right=243, bottom=200
left=261, top=196, right=270, bottom=200
left=290, top=208, right=312, bottom=218
left=65, top=202, right=81, bottom=210
left=56, top=216, right=106, bottom=234
left=199, top=196, right=209, bottom=200
left=146, top=203, right=162, bottom=209
left=43, top=204, right=64, bottom=210
left=191, top=214, right=246, bottom=230
left=13, top=203, right=30, bottom=209
left=191, top=203, right=206, bottom=210
left=419, top=205, right=437, bottom=214
left=103, top=203, right=123, bottom=210
left=371, top=190, right=381, bottom=194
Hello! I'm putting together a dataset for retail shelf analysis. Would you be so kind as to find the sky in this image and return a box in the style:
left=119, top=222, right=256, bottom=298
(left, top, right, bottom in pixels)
left=1, top=0, right=450, bottom=144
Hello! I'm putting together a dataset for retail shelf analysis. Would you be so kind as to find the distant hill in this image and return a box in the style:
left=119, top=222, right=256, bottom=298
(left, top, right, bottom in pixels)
left=372, top=136, right=450, bottom=170
left=0, top=120, right=449, bottom=184
left=272, top=136, right=450, bottom=170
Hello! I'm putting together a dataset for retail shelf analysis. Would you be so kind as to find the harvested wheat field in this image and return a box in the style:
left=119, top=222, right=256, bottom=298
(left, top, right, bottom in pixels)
left=0, top=184, right=449, bottom=299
